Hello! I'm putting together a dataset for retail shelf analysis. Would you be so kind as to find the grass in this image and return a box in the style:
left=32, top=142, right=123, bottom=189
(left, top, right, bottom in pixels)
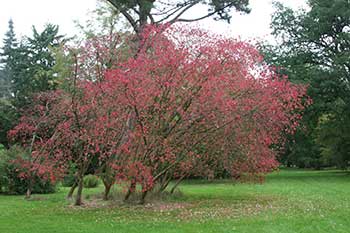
left=0, top=169, right=349, bottom=233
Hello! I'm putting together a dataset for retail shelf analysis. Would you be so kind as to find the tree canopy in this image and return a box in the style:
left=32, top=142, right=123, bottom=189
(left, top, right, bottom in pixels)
left=106, top=0, right=250, bottom=34
left=262, top=0, right=350, bottom=168
left=10, top=25, right=309, bottom=205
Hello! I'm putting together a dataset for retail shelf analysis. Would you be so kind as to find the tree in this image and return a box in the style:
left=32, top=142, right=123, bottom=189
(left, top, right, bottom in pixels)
left=64, top=2, right=135, bottom=200
left=11, top=24, right=65, bottom=107
left=261, top=0, right=350, bottom=168
left=101, top=25, right=309, bottom=202
left=12, top=25, right=309, bottom=205
left=100, top=1, right=254, bottom=188
left=0, top=19, right=19, bottom=147
left=9, top=32, right=128, bottom=204
left=8, top=92, right=65, bottom=198
left=0, top=19, right=18, bottom=99
left=106, top=0, right=251, bottom=35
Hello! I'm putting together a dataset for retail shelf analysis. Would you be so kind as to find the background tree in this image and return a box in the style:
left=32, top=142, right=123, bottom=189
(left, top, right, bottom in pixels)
left=261, top=0, right=350, bottom=168
left=76, top=0, right=129, bottom=38
left=7, top=92, right=64, bottom=198
left=0, top=19, right=19, bottom=147
left=0, top=19, right=17, bottom=99
left=105, top=0, right=251, bottom=35
left=12, top=24, right=65, bottom=107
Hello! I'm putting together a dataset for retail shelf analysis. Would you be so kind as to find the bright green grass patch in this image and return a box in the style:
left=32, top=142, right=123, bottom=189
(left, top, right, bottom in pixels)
left=0, top=169, right=349, bottom=233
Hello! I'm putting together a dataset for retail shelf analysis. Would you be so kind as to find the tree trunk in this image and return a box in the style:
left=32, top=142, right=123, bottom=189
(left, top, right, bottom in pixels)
left=25, top=178, right=33, bottom=199
left=25, top=187, right=32, bottom=199
left=103, top=180, right=112, bottom=201
left=139, top=190, right=148, bottom=205
left=25, top=134, right=36, bottom=200
left=74, top=175, right=84, bottom=206
left=67, top=181, right=78, bottom=199
left=124, top=181, right=136, bottom=202
left=170, top=175, right=186, bottom=194
left=159, top=176, right=172, bottom=193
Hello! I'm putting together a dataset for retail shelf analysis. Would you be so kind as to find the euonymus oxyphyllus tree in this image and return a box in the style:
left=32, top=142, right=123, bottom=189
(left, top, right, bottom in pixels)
left=8, top=92, right=65, bottom=199
left=10, top=25, right=310, bottom=205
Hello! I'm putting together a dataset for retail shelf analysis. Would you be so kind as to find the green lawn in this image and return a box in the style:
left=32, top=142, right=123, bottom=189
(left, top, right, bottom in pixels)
left=0, top=169, right=349, bottom=233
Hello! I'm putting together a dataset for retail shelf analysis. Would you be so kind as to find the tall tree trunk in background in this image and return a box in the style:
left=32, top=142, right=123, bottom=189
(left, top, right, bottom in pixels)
left=25, top=179, right=32, bottom=199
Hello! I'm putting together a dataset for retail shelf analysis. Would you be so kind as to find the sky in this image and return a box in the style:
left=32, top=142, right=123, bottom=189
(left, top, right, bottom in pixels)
left=0, top=0, right=308, bottom=47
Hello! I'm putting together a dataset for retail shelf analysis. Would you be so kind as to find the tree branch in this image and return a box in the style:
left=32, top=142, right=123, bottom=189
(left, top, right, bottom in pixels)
left=120, top=9, right=140, bottom=33
left=173, top=3, right=234, bottom=23
left=156, top=1, right=198, bottom=24
left=106, top=0, right=140, bottom=33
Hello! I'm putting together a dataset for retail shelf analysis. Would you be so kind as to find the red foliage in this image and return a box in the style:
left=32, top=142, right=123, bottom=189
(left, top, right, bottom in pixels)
left=99, top=25, right=310, bottom=189
left=8, top=92, right=66, bottom=184
left=10, top=25, right=310, bottom=197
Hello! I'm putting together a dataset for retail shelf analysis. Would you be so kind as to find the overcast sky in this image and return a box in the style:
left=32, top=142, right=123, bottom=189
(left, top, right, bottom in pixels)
left=0, top=0, right=308, bottom=47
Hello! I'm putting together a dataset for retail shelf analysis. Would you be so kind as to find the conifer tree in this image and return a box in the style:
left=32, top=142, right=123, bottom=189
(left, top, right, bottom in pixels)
left=0, top=19, right=18, bottom=98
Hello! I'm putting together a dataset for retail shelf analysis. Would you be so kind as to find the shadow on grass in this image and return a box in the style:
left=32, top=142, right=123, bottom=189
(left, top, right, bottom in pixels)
left=267, top=169, right=349, bottom=181
left=180, top=179, right=237, bottom=186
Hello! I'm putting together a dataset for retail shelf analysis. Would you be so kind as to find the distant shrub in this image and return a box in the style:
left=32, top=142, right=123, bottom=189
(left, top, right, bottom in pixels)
left=61, top=164, right=77, bottom=187
left=62, top=173, right=76, bottom=187
left=83, top=175, right=99, bottom=188
left=0, top=146, right=56, bottom=194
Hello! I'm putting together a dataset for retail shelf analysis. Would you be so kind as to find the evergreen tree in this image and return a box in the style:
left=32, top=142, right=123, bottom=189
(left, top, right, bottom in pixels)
left=0, top=19, right=18, bottom=147
left=12, top=24, right=64, bottom=107
left=0, top=19, right=18, bottom=98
